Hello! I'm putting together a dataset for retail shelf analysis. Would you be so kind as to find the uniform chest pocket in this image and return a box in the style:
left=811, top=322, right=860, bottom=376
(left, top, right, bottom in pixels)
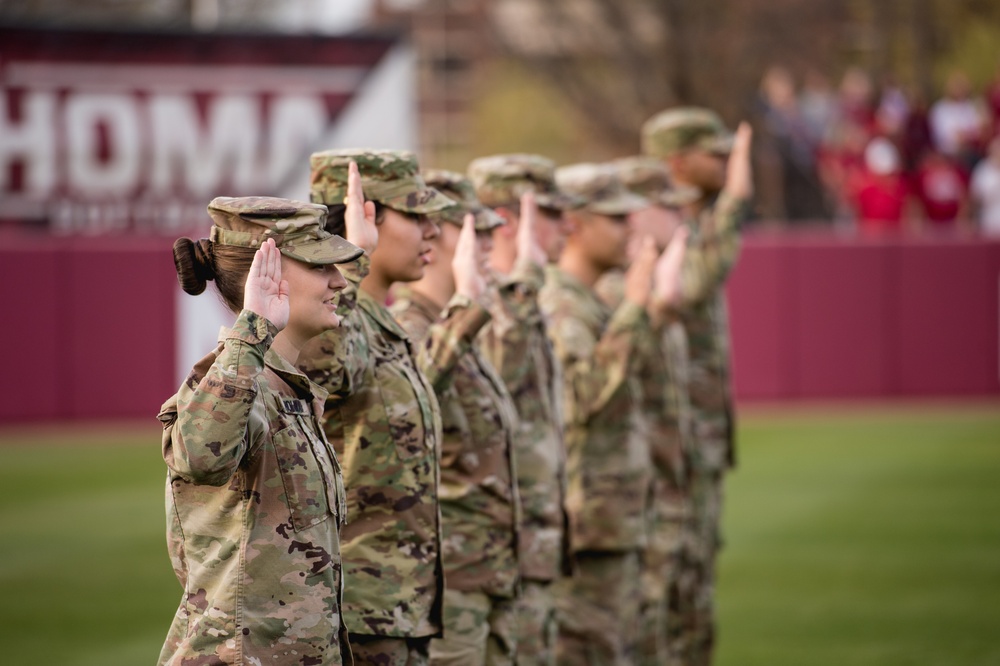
left=271, top=399, right=335, bottom=532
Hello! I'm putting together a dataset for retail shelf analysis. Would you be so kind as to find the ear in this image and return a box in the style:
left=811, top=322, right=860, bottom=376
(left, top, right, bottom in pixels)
left=495, top=207, right=519, bottom=239
left=666, top=154, right=686, bottom=180
left=563, top=211, right=582, bottom=236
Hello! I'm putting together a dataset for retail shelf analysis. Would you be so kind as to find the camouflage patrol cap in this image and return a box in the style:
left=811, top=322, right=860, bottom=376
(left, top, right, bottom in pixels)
left=423, top=169, right=506, bottom=231
left=309, top=148, right=454, bottom=214
left=207, top=196, right=362, bottom=265
left=611, top=156, right=701, bottom=208
left=467, top=153, right=584, bottom=210
left=554, top=163, right=649, bottom=216
left=641, top=107, right=734, bottom=158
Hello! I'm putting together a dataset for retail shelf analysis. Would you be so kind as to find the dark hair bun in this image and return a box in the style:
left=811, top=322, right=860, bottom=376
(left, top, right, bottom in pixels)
left=172, top=237, right=216, bottom=295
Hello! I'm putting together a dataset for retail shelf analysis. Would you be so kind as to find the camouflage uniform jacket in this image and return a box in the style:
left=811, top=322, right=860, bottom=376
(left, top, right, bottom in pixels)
left=540, top=265, right=653, bottom=553
left=677, top=191, right=750, bottom=472
left=478, top=260, right=571, bottom=582
left=158, top=309, right=350, bottom=666
left=298, top=258, right=445, bottom=639
left=596, top=271, right=692, bottom=518
left=391, top=285, right=521, bottom=599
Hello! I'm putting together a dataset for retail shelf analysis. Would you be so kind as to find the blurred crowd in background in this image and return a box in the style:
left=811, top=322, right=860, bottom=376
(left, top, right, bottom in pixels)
left=755, top=64, right=1000, bottom=236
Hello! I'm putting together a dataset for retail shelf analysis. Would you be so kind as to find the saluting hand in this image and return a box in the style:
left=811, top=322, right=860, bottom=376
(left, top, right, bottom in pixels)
left=244, top=238, right=289, bottom=331
left=516, top=191, right=547, bottom=267
left=623, top=235, right=657, bottom=308
left=344, top=161, right=379, bottom=255
left=652, top=226, right=690, bottom=310
left=725, top=122, right=754, bottom=201
left=453, top=213, right=487, bottom=302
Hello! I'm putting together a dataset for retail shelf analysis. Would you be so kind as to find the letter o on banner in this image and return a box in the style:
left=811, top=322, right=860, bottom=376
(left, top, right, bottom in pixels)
left=65, top=93, right=141, bottom=196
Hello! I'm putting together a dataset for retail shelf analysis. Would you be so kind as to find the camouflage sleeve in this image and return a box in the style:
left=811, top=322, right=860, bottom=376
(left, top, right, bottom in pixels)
left=680, top=192, right=750, bottom=307
left=298, top=255, right=370, bottom=402
left=405, top=294, right=492, bottom=392
left=479, top=260, right=544, bottom=391
left=548, top=299, right=649, bottom=425
left=158, top=309, right=276, bottom=486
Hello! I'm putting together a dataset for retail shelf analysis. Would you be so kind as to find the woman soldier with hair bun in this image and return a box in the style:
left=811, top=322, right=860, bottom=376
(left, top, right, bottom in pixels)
left=158, top=196, right=362, bottom=666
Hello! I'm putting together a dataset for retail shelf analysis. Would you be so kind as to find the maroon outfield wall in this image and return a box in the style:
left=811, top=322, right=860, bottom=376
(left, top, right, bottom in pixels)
left=1, top=231, right=999, bottom=425
left=0, top=233, right=177, bottom=423
left=726, top=232, right=1000, bottom=401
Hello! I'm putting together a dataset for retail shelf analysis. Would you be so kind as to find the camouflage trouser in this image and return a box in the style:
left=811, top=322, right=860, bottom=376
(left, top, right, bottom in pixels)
left=429, top=588, right=517, bottom=666
left=638, top=491, right=686, bottom=666
left=684, top=466, right=724, bottom=666
left=349, top=633, right=431, bottom=666
left=665, top=546, right=696, bottom=666
left=512, top=579, right=558, bottom=666
left=553, top=550, right=641, bottom=666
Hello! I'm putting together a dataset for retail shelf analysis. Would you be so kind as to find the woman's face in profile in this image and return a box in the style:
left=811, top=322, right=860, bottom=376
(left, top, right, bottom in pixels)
left=371, top=208, right=441, bottom=284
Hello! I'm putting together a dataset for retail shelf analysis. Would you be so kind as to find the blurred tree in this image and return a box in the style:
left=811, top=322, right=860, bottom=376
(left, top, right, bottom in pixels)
left=486, top=0, right=1000, bottom=155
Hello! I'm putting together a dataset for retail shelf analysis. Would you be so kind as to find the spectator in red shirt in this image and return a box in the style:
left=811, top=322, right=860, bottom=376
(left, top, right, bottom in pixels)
left=851, top=137, right=915, bottom=233
left=911, top=149, right=969, bottom=228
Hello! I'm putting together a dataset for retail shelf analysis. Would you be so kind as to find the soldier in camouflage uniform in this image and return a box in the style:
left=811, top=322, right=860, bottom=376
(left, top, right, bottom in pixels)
left=298, top=150, right=456, bottom=666
left=641, top=108, right=754, bottom=666
left=541, top=162, right=678, bottom=666
left=390, top=168, right=522, bottom=665
left=467, top=155, right=581, bottom=666
left=596, top=157, right=697, bottom=666
left=159, top=196, right=363, bottom=665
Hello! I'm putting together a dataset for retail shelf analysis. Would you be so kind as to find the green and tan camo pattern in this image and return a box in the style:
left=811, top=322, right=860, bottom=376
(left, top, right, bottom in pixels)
left=429, top=589, right=519, bottom=665
left=555, top=162, right=649, bottom=216
left=595, top=271, right=691, bottom=499
left=468, top=153, right=584, bottom=211
left=309, top=149, right=455, bottom=214
left=158, top=309, right=349, bottom=665
left=611, top=156, right=701, bottom=209
left=478, top=261, right=570, bottom=583
left=641, top=107, right=735, bottom=158
left=595, top=271, right=694, bottom=666
left=422, top=168, right=506, bottom=231
left=390, top=287, right=521, bottom=599
left=678, top=191, right=749, bottom=474
left=297, top=258, right=446, bottom=639
left=540, top=266, right=653, bottom=552
left=207, top=195, right=362, bottom=265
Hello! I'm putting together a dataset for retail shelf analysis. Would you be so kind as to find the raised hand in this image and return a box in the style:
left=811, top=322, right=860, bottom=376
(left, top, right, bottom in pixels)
left=453, top=213, right=487, bottom=302
left=725, top=121, right=754, bottom=201
left=243, top=238, right=289, bottom=330
left=516, top=191, right=547, bottom=267
left=344, top=161, right=379, bottom=254
left=652, top=226, right=690, bottom=310
left=623, top=235, right=657, bottom=307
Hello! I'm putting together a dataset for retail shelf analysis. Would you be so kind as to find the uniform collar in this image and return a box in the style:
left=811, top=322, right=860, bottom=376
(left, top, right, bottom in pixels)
left=265, top=348, right=329, bottom=418
left=357, top=287, right=410, bottom=340
left=545, top=265, right=611, bottom=315
left=392, top=284, right=443, bottom=321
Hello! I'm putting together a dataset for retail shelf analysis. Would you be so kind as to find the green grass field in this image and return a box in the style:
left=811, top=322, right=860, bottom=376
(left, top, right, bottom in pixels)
left=1, top=405, right=998, bottom=665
